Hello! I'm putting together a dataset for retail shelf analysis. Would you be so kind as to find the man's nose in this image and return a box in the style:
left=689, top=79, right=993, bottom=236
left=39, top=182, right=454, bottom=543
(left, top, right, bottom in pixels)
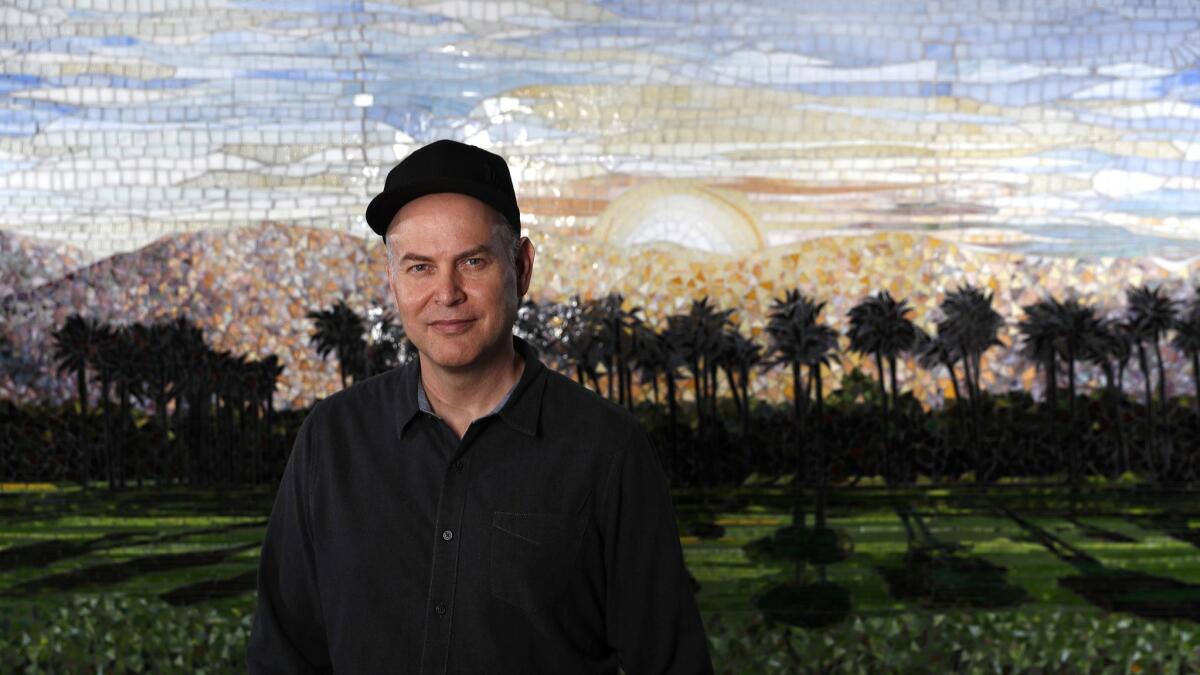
left=433, top=268, right=466, bottom=305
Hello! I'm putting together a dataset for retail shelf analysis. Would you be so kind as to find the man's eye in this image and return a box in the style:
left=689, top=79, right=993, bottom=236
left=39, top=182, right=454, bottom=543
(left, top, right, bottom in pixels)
left=408, top=264, right=428, bottom=273
left=463, top=257, right=485, bottom=267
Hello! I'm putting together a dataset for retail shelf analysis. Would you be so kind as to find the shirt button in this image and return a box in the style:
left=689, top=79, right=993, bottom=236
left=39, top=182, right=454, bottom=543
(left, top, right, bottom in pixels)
left=435, top=603, right=446, bottom=616
left=454, top=460, right=464, bottom=471
left=442, top=529, right=453, bottom=541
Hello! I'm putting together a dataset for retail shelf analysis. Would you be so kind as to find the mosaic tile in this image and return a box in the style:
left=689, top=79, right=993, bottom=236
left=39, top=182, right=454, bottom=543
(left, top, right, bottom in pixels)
left=3, top=1, right=1200, bottom=406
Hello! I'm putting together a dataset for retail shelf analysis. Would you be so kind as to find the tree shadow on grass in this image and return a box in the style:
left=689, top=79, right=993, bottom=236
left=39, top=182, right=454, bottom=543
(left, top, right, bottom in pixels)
left=0, top=542, right=260, bottom=597
left=1127, top=514, right=1200, bottom=549
left=0, top=518, right=266, bottom=573
left=997, top=503, right=1200, bottom=622
left=1064, top=517, right=1137, bottom=543
left=874, top=503, right=1029, bottom=609
left=743, top=525, right=854, bottom=628
left=159, top=569, right=259, bottom=606
left=0, top=531, right=142, bottom=571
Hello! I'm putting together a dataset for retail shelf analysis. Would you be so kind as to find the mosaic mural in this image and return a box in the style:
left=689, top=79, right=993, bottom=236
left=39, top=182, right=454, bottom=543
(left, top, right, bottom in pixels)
left=3, top=0, right=1200, bottom=407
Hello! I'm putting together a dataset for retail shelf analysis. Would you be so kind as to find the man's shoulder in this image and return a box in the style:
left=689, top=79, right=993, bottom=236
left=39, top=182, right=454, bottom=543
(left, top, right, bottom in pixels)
left=539, top=367, right=644, bottom=436
left=309, top=363, right=412, bottom=420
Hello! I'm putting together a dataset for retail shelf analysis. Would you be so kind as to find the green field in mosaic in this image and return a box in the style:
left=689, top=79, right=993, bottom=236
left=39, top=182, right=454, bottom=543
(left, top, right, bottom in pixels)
left=2, top=483, right=1197, bottom=618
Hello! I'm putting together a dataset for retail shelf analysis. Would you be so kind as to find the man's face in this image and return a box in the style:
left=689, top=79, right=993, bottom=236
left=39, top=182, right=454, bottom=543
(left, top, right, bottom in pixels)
left=385, top=192, right=533, bottom=373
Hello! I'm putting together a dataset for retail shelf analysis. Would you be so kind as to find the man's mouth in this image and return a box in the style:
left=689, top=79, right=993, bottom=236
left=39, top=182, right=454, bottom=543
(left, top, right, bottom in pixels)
left=429, top=319, right=474, bottom=334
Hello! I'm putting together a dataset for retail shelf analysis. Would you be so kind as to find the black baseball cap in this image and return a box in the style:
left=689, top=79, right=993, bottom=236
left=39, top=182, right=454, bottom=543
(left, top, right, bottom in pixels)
left=365, top=139, right=521, bottom=241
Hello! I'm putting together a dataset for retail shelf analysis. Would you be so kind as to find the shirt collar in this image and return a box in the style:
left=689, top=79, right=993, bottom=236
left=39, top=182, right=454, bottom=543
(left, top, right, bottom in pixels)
left=416, top=369, right=516, bottom=418
left=397, top=335, right=546, bottom=439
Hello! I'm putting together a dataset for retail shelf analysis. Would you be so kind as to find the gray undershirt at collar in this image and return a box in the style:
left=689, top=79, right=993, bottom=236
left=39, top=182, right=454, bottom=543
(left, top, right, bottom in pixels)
left=416, top=368, right=521, bottom=421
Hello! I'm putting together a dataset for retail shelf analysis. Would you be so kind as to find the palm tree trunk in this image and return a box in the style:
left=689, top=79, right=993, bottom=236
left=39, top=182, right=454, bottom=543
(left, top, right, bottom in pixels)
left=623, top=365, right=634, bottom=412
left=1152, top=337, right=1170, bottom=471
left=1100, top=363, right=1121, bottom=476
left=101, top=373, right=113, bottom=487
left=813, top=364, right=827, bottom=529
left=708, top=360, right=719, bottom=425
left=117, top=378, right=130, bottom=490
left=791, top=359, right=807, bottom=530
left=874, top=352, right=890, bottom=483
left=959, top=354, right=976, bottom=473
left=666, top=374, right=678, bottom=477
left=971, top=354, right=986, bottom=475
left=1067, top=346, right=1079, bottom=488
left=740, top=364, right=752, bottom=439
left=75, top=366, right=89, bottom=488
left=156, top=392, right=169, bottom=488
left=1117, top=361, right=1129, bottom=475
left=1045, top=353, right=1060, bottom=476
left=724, top=367, right=742, bottom=426
left=1136, top=342, right=1155, bottom=475
left=606, top=354, right=614, bottom=400
left=1192, top=351, right=1200, bottom=447
left=946, top=360, right=966, bottom=463
left=888, top=354, right=903, bottom=482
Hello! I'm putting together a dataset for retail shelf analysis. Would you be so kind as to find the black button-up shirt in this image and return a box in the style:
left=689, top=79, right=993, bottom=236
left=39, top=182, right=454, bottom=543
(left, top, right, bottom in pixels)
left=246, top=337, right=713, bottom=674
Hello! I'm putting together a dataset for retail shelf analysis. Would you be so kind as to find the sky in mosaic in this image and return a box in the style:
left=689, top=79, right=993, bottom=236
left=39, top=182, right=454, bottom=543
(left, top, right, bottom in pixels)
left=4, top=0, right=1200, bottom=263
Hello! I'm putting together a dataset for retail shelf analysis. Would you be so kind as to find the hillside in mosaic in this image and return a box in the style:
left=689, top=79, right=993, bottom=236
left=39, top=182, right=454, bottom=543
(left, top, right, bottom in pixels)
left=3, top=225, right=1197, bottom=409
left=0, top=231, right=91, bottom=300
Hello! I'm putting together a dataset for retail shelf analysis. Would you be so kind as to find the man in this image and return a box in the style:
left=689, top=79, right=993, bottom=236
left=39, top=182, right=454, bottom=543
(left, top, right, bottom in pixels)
left=246, top=139, right=714, bottom=674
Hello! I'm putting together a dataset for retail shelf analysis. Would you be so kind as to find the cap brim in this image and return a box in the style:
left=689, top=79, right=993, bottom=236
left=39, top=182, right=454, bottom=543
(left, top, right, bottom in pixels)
left=366, top=178, right=516, bottom=238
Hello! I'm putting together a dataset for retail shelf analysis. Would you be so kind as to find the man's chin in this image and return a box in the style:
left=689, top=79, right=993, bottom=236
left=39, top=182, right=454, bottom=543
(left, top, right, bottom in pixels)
left=418, top=344, right=483, bottom=371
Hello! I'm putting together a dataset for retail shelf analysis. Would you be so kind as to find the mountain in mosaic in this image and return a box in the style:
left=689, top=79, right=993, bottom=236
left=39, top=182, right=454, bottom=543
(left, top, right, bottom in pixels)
left=0, top=230, right=92, bottom=301
left=2, top=224, right=1197, bottom=409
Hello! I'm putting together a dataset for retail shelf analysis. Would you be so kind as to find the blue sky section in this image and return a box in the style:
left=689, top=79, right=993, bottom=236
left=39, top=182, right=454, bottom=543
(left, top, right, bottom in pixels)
left=4, top=0, right=1200, bottom=258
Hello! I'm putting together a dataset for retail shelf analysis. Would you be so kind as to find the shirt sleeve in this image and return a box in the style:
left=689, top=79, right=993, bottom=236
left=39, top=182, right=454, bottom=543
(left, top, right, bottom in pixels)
left=600, top=425, right=715, bottom=675
left=246, top=411, right=334, bottom=675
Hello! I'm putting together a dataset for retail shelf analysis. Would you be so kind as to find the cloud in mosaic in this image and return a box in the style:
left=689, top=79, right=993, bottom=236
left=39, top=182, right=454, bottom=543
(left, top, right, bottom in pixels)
left=2, top=0, right=1200, bottom=260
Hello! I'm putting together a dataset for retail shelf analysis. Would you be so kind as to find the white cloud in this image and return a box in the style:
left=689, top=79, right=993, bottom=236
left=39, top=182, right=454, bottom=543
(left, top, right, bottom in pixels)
left=710, top=52, right=933, bottom=84
left=1092, top=168, right=1166, bottom=198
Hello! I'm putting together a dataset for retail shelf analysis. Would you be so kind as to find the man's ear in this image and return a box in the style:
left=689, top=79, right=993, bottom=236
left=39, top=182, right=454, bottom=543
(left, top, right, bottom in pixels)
left=516, top=236, right=535, bottom=297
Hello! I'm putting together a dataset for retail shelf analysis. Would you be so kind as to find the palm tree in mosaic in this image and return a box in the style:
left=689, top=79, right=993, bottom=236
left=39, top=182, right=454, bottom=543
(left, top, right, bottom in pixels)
left=645, top=325, right=686, bottom=464
left=914, top=327, right=967, bottom=465
left=1170, top=286, right=1200, bottom=441
left=765, top=289, right=839, bottom=528
left=718, top=325, right=763, bottom=438
left=51, top=313, right=103, bottom=488
left=614, top=309, right=651, bottom=411
left=935, top=284, right=1005, bottom=476
left=94, top=322, right=127, bottom=486
left=595, top=294, right=646, bottom=410
left=595, top=293, right=626, bottom=402
left=1047, top=297, right=1102, bottom=486
left=307, top=299, right=367, bottom=389
left=1018, top=298, right=1063, bottom=462
left=556, top=296, right=606, bottom=392
left=629, top=320, right=666, bottom=406
left=665, top=297, right=731, bottom=435
left=514, top=299, right=555, bottom=357
left=847, top=290, right=919, bottom=483
left=216, top=351, right=249, bottom=484
left=173, top=318, right=214, bottom=487
left=108, top=323, right=144, bottom=490
left=1080, top=316, right=1132, bottom=475
left=364, top=306, right=413, bottom=377
left=129, top=320, right=177, bottom=488
left=248, top=354, right=285, bottom=484
left=1125, top=284, right=1178, bottom=475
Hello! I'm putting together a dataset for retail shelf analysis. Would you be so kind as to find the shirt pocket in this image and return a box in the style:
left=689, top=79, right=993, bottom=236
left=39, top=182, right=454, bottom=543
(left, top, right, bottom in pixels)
left=489, top=510, right=588, bottom=616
